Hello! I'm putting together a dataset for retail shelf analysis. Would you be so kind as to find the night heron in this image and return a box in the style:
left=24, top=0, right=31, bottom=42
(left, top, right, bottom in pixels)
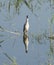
left=23, top=15, right=29, bottom=33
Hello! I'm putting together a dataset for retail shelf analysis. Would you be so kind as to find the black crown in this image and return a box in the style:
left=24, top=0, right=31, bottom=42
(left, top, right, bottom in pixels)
left=26, top=15, right=28, bottom=18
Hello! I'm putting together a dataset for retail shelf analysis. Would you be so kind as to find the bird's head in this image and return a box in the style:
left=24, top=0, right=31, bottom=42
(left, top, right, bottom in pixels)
left=26, top=15, right=28, bottom=18
left=26, top=15, right=29, bottom=22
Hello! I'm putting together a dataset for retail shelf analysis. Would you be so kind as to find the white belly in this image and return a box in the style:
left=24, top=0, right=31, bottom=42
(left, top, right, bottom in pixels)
left=25, top=22, right=29, bottom=31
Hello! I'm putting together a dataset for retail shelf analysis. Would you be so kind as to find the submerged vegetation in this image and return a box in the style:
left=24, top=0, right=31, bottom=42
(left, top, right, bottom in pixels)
left=3, top=52, right=18, bottom=65
left=0, top=0, right=53, bottom=17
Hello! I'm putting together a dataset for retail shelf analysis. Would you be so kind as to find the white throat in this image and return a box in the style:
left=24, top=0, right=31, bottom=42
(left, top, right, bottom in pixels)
left=26, top=18, right=29, bottom=22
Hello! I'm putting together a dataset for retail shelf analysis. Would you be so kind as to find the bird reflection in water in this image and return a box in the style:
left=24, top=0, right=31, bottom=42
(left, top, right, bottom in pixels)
left=23, top=33, right=29, bottom=53
left=23, top=15, right=29, bottom=53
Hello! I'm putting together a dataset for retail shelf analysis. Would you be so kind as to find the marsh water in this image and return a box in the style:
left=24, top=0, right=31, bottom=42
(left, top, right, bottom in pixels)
left=0, top=0, right=54, bottom=65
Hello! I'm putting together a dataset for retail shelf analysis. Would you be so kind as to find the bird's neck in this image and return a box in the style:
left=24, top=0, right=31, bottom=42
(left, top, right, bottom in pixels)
left=26, top=18, right=29, bottom=23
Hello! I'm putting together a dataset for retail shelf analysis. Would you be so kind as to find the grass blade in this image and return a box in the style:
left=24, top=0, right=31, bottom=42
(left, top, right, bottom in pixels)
left=0, top=40, right=4, bottom=43
left=3, top=52, right=13, bottom=62
left=24, top=0, right=31, bottom=9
